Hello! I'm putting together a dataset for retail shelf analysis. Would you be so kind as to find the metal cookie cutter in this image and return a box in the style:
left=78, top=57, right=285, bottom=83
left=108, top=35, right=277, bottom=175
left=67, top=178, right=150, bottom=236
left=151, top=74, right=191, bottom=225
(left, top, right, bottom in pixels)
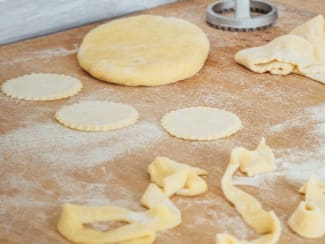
left=206, top=0, right=278, bottom=31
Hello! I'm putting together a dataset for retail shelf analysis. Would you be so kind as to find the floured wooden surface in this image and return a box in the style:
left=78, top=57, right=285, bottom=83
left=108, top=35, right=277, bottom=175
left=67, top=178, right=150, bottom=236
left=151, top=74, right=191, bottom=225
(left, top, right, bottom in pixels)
left=0, top=1, right=325, bottom=243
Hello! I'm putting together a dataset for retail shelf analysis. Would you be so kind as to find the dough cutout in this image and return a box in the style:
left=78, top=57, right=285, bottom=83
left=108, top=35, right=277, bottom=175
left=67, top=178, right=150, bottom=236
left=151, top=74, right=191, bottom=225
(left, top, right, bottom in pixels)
left=288, top=176, right=325, bottom=238
left=161, top=106, right=242, bottom=141
left=216, top=138, right=281, bottom=244
left=78, top=15, right=209, bottom=86
left=57, top=204, right=156, bottom=244
left=140, top=183, right=181, bottom=230
left=232, top=138, right=275, bottom=177
left=58, top=184, right=181, bottom=244
left=55, top=101, right=139, bottom=131
left=235, top=15, right=325, bottom=84
left=1, top=73, right=82, bottom=100
left=148, top=156, right=208, bottom=197
left=58, top=157, right=207, bottom=243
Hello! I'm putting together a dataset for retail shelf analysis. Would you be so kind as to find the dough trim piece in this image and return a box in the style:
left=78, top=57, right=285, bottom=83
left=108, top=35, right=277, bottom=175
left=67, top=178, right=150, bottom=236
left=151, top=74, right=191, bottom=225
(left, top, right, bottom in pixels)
left=216, top=138, right=281, bottom=244
left=58, top=184, right=180, bottom=244
left=235, top=15, right=325, bottom=84
left=78, top=15, right=209, bottom=86
left=57, top=157, right=208, bottom=243
left=147, top=156, right=208, bottom=197
left=288, top=176, right=325, bottom=238
left=161, top=106, right=242, bottom=141
left=1, top=73, right=82, bottom=101
left=55, top=101, right=139, bottom=131
left=57, top=204, right=156, bottom=244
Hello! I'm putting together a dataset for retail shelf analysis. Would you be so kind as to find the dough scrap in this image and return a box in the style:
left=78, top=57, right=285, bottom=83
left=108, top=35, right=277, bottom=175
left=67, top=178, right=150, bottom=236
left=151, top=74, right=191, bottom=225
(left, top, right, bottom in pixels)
left=78, top=15, right=209, bottom=86
left=147, top=156, right=208, bottom=197
left=57, top=204, right=156, bottom=244
left=232, top=138, right=275, bottom=177
left=216, top=138, right=281, bottom=244
left=58, top=184, right=181, bottom=244
left=1, top=73, right=82, bottom=100
left=235, top=15, right=325, bottom=84
left=288, top=176, right=325, bottom=238
left=140, top=183, right=181, bottom=230
left=161, top=106, right=242, bottom=141
left=55, top=101, right=139, bottom=131
left=57, top=157, right=208, bottom=243
left=235, top=35, right=314, bottom=75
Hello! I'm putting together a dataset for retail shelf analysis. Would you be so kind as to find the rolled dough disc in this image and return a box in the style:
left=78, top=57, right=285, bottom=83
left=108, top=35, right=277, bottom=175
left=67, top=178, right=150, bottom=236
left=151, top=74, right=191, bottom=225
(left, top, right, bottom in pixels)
left=55, top=101, right=139, bottom=131
left=78, top=15, right=210, bottom=86
left=161, top=107, right=242, bottom=141
left=1, top=73, right=82, bottom=101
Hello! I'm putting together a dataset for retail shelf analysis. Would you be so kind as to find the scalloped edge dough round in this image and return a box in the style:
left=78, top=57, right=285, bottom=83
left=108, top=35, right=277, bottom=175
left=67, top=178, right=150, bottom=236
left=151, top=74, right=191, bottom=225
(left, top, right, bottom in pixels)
left=161, top=106, right=242, bottom=141
left=55, top=101, right=139, bottom=131
left=1, top=73, right=82, bottom=101
left=78, top=14, right=209, bottom=86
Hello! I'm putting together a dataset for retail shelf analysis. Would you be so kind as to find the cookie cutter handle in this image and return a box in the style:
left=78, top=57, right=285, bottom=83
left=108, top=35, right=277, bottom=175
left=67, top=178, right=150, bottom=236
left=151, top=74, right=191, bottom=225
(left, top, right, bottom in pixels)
left=236, top=0, right=250, bottom=19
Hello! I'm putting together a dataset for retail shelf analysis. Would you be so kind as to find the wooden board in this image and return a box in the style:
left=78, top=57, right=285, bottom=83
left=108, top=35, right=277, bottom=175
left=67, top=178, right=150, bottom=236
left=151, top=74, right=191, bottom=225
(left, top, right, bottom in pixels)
left=0, top=1, right=324, bottom=243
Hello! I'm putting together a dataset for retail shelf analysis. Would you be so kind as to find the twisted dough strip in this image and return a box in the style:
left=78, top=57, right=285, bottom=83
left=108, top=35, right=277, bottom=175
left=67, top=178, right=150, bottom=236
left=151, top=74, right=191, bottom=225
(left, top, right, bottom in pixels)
left=216, top=138, right=281, bottom=244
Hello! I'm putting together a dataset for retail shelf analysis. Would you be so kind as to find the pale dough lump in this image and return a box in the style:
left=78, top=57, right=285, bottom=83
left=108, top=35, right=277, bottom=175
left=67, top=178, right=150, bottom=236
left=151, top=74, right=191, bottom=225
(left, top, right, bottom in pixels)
left=78, top=15, right=210, bottom=86
left=235, top=15, right=325, bottom=84
left=55, top=101, right=139, bottom=131
left=1, top=73, right=82, bottom=101
left=161, top=106, right=242, bottom=141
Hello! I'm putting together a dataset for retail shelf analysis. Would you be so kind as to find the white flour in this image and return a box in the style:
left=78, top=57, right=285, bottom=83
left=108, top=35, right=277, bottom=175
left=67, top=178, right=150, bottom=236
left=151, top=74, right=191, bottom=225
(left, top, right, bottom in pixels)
left=0, top=44, right=78, bottom=65
left=0, top=118, right=166, bottom=221
left=0, top=121, right=166, bottom=168
left=174, top=197, right=256, bottom=239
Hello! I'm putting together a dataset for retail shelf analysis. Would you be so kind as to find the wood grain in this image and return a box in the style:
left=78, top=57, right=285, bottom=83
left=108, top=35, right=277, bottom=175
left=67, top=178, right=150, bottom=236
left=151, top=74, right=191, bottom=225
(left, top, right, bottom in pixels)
left=0, top=1, right=324, bottom=243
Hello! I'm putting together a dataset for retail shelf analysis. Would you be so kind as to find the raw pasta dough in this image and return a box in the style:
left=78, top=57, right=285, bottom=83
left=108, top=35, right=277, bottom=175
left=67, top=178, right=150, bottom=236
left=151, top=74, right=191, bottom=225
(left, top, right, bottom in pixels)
left=161, top=106, right=242, bottom=141
left=57, top=157, right=208, bottom=244
left=148, top=156, right=208, bottom=197
left=1, top=73, right=82, bottom=100
left=216, top=138, right=281, bottom=244
left=288, top=176, right=325, bottom=238
left=235, top=15, right=325, bottom=84
left=55, top=101, right=139, bottom=131
left=58, top=184, right=181, bottom=244
left=78, top=15, right=209, bottom=86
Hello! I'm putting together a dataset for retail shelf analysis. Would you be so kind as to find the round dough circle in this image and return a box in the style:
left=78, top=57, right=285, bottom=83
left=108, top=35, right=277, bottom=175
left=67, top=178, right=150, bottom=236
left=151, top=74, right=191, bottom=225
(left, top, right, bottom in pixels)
left=78, top=15, right=210, bottom=86
left=55, top=101, right=139, bottom=131
left=1, top=73, right=82, bottom=101
left=161, top=107, right=242, bottom=141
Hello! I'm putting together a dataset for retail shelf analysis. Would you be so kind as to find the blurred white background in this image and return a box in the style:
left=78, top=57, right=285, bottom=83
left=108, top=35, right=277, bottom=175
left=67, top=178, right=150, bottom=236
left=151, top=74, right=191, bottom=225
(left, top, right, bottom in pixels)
left=0, top=0, right=177, bottom=45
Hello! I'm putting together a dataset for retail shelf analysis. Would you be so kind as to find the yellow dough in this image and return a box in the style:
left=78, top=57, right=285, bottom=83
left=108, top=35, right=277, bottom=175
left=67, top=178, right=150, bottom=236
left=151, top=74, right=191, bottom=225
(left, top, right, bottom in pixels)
left=57, top=157, right=208, bottom=243
left=147, top=156, right=208, bottom=197
left=1, top=73, right=82, bottom=100
left=140, top=183, right=181, bottom=229
left=58, top=184, right=181, bottom=244
left=288, top=176, right=325, bottom=238
left=57, top=204, right=156, bottom=244
left=78, top=15, right=209, bottom=86
left=232, top=138, right=275, bottom=177
left=55, top=101, right=139, bottom=131
left=161, top=107, right=242, bottom=141
left=216, top=138, right=281, bottom=244
left=235, top=15, right=325, bottom=84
